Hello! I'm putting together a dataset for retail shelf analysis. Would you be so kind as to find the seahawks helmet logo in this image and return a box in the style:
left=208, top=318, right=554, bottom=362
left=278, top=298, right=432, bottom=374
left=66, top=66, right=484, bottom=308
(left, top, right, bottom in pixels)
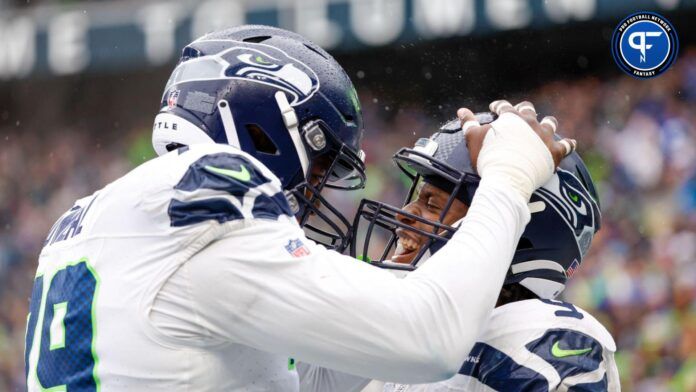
left=536, top=169, right=600, bottom=257
left=222, top=47, right=319, bottom=105
left=163, top=42, right=320, bottom=106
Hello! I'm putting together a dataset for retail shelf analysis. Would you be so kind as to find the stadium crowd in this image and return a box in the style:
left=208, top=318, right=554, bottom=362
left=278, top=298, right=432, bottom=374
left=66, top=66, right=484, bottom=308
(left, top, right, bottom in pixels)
left=1, top=49, right=695, bottom=391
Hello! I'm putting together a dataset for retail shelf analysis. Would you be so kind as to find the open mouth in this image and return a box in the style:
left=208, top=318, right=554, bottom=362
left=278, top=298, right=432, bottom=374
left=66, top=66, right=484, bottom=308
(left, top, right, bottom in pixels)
left=391, top=231, right=422, bottom=264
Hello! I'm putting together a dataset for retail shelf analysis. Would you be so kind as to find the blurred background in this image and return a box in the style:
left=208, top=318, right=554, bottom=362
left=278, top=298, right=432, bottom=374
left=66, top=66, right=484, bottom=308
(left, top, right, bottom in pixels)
left=1, top=0, right=695, bottom=390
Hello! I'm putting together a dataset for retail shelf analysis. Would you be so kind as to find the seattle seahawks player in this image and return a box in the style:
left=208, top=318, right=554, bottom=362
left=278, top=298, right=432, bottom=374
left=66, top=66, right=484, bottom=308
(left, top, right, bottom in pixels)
left=347, top=105, right=620, bottom=391
left=24, top=24, right=577, bottom=391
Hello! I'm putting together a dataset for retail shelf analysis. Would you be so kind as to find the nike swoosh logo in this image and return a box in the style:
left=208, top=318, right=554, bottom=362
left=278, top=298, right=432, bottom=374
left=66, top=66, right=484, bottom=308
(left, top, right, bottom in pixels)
left=551, top=341, right=592, bottom=358
left=204, top=165, right=251, bottom=182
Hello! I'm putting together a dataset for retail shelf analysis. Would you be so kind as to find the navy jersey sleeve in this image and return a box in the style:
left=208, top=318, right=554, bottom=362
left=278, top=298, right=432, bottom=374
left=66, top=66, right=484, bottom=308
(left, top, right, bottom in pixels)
left=169, top=151, right=293, bottom=226
left=459, top=330, right=609, bottom=392
left=459, top=342, right=550, bottom=391
left=525, top=329, right=608, bottom=391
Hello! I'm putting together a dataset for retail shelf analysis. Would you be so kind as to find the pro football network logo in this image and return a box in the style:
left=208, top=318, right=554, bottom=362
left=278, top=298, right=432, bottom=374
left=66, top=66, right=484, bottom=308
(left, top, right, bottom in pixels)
left=611, top=12, right=678, bottom=78
left=284, top=238, right=311, bottom=258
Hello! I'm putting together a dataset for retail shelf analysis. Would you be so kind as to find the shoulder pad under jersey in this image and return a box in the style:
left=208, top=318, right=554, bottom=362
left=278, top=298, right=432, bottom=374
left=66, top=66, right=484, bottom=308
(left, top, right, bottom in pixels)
left=164, top=144, right=293, bottom=226
left=458, top=299, right=616, bottom=391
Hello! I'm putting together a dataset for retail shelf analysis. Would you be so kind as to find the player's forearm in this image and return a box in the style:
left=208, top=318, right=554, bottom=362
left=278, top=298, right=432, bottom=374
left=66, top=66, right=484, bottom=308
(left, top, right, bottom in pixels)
left=177, top=227, right=480, bottom=383
left=178, top=189, right=528, bottom=383
left=273, top=180, right=528, bottom=383
left=402, top=176, right=530, bottom=374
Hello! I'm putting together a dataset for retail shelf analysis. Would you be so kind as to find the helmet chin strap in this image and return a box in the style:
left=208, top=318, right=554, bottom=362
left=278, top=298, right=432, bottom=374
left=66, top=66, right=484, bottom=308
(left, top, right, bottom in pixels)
left=275, top=91, right=309, bottom=177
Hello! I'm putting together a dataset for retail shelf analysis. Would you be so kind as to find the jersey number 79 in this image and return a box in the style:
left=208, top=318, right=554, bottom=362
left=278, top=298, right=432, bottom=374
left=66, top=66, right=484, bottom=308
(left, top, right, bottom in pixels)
left=25, top=258, right=100, bottom=391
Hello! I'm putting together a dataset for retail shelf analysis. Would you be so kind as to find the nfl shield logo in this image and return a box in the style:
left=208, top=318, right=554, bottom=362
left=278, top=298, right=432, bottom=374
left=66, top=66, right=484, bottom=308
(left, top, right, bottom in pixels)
left=565, top=259, right=580, bottom=278
left=285, top=239, right=310, bottom=258
left=167, top=89, right=180, bottom=109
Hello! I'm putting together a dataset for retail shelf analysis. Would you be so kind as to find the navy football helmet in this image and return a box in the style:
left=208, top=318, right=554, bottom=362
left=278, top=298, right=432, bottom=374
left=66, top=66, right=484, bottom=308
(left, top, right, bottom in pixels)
left=352, top=114, right=601, bottom=299
left=153, top=25, right=366, bottom=251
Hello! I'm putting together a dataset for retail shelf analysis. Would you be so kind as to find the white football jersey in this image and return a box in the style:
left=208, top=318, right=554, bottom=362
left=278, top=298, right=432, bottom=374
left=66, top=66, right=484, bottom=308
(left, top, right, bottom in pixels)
left=382, top=299, right=620, bottom=391
left=24, top=143, right=534, bottom=391
left=25, top=143, right=303, bottom=391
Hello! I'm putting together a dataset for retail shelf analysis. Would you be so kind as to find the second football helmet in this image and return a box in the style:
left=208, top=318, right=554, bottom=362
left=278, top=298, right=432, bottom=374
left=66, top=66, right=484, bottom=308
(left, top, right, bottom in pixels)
left=352, top=114, right=601, bottom=299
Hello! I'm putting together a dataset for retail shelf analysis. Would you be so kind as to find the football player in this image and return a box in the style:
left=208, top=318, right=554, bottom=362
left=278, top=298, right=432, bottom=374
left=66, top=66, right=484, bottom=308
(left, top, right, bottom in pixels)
left=341, top=105, right=619, bottom=391
left=24, top=25, right=576, bottom=391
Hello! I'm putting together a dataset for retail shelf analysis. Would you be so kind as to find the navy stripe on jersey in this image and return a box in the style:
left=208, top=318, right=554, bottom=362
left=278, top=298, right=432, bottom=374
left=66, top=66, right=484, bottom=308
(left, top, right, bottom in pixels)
left=568, top=374, right=608, bottom=391
left=169, top=153, right=293, bottom=226
left=525, top=329, right=604, bottom=381
left=169, top=198, right=245, bottom=226
left=175, top=153, right=270, bottom=196
left=252, top=192, right=294, bottom=220
left=459, top=342, right=549, bottom=391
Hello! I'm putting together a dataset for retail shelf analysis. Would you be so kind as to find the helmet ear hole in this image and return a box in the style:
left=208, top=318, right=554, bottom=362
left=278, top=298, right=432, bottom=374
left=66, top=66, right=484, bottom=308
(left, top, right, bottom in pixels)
left=246, top=124, right=279, bottom=155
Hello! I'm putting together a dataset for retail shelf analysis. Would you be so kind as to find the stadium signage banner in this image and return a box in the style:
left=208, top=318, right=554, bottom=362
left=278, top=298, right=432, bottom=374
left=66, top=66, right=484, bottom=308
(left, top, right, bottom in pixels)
left=0, top=0, right=689, bottom=79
